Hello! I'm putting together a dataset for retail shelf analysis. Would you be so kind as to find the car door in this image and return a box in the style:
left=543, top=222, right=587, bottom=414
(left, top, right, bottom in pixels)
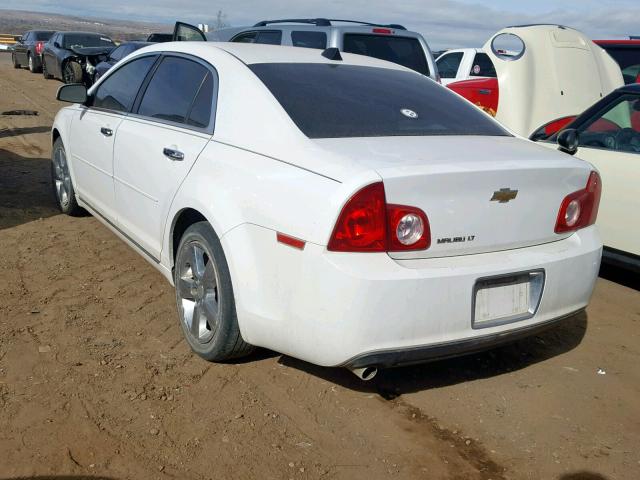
left=68, top=54, right=157, bottom=222
left=574, top=95, right=640, bottom=255
left=172, top=22, right=207, bottom=41
left=45, top=33, right=62, bottom=77
left=113, top=55, right=216, bottom=259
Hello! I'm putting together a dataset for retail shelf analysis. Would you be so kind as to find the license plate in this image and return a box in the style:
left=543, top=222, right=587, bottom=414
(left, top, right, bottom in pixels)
left=473, top=271, right=544, bottom=328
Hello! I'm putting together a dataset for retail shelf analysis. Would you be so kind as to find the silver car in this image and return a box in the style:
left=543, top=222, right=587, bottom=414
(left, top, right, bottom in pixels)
left=173, top=18, right=439, bottom=81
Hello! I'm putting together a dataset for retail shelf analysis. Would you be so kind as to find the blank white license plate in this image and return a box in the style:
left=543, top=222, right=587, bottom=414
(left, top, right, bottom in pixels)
left=474, top=275, right=531, bottom=326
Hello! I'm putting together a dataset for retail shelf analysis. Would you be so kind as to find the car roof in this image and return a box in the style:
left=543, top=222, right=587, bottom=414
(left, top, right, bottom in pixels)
left=594, top=39, right=640, bottom=46
left=59, top=31, right=112, bottom=36
left=137, top=41, right=414, bottom=71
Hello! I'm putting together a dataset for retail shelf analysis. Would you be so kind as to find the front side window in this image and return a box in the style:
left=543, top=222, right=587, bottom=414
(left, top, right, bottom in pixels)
left=137, top=57, right=211, bottom=126
left=250, top=63, right=509, bottom=139
left=93, top=56, right=156, bottom=112
left=343, top=34, right=430, bottom=76
left=578, top=95, right=640, bottom=153
left=109, top=45, right=127, bottom=62
left=435, top=52, right=463, bottom=79
left=469, top=53, right=496, bottom=77
left=291, top=31, right=327, bottom=49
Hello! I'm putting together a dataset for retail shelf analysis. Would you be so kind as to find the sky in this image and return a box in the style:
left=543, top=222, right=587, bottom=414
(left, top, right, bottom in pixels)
left=1, top=0, right=639, bottom=49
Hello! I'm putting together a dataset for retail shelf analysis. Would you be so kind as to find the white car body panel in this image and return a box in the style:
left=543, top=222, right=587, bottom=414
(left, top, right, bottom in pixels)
left=568, top=147, right=638, bottom=256
left=482, top=25, right=623, bottom=137
left=52, top=42, right=603, bottom=368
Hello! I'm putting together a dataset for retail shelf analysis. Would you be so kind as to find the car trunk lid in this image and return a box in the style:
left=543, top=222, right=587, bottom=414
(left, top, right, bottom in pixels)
left=313, top=135, right=592, bottom=259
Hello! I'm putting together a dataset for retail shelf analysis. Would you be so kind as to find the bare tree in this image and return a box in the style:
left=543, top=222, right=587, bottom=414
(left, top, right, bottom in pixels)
left=213, top=10, right=229, bottom=30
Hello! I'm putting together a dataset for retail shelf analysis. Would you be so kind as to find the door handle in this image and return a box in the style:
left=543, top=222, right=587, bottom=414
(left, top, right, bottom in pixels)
left=478, top=89, right=491, bottom=95
left=163, top=147, right=184, bottom=161
left=100, top=127, right=113, bottom=137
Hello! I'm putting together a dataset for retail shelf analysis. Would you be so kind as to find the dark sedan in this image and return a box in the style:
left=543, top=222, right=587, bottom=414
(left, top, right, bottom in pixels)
left=11, top=30, right=55, bottom=73
left=93, top=41, right=152, bottom=81
left=42, top=31, right=115, bottom=84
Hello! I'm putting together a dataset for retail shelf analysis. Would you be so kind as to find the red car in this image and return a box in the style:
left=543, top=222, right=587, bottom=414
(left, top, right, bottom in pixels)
left=594, top=39, right=640, bottom=85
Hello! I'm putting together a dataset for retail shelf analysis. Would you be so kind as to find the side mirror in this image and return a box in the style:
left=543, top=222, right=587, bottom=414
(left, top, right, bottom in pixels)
left=557, top=128, right=579, bottom=155
left=54, top=41, right=61, bottom=48
left=57, top=84, right=88, bottom=104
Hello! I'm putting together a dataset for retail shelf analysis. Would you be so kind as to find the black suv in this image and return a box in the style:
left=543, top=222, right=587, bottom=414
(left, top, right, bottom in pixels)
left=11, top=30, right=55, bottom=73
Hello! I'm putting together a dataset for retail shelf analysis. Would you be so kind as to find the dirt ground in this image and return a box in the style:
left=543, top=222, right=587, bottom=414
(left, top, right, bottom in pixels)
left=0, top=53, right=639, bottom=480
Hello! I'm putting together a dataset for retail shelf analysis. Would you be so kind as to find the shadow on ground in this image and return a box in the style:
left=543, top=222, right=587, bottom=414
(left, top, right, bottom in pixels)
left=279, top=311, right=588, bottom=397
left=0, top=477, right=117, bottom=480
left=0, top=148, right=59, bottom=229
left=0, top=125, right=50, bottom=138
left=559, top=472, right=610, bottom=480
left=600, top=262, right=639, bottom=291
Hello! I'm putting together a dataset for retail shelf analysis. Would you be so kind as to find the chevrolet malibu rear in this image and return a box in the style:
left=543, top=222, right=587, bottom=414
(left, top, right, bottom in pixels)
left=52, top=43, right=602, bottom=378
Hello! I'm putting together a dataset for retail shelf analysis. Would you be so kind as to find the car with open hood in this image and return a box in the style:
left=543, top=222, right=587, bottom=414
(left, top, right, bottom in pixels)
left=447, top=25, right=624, bottom=139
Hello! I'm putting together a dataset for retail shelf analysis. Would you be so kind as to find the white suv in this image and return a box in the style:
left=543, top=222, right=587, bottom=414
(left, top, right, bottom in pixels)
left=173, top=18, right=440, bottom=81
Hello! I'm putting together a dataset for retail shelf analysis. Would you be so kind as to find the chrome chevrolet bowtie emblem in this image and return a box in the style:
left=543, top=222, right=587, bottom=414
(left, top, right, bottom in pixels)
left=491, top=188, right=518, bottom=203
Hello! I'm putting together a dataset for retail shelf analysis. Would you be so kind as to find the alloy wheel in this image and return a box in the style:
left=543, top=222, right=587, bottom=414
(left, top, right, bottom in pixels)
left=52, top=146, right=71, bottom=207
left=176, top=241, right=220, bottom=344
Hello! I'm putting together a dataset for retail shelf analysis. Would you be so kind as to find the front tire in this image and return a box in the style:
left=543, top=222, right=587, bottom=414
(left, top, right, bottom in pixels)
left=42, top=58, right=53, bottom=79
left=174, top=222, right=253, bottom=361
left=63, top=60, right=83, bottom=84
left=51, top=137, right=83, bottom=216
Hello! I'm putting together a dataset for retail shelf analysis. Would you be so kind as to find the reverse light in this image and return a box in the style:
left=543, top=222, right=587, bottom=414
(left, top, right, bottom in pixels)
left=328, top=182, right=430, bottom=252
left=555, top=171, right=601, bottom=234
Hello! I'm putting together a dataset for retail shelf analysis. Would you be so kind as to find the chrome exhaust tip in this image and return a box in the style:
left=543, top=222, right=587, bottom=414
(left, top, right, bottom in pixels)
left=349, top=366, right=378, bottom=381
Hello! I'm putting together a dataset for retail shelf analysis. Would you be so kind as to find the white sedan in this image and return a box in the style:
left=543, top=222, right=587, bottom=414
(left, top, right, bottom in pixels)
left=52, top=42, right=602, bottom=380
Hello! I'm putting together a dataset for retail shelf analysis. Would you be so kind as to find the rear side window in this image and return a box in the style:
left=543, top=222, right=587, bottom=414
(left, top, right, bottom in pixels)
left=187, top=73, right=214, bottom=128
left=343, top=34, right=430, bottom=76
left=436, top=52, right=463, bottom=78
left=232, top=31, right=282, bottom=45
left=470, top=53, right=496, bottom=77
left=250, top=63, right=509, bottom=139
left=93, top=56, right=156, bottom=112
left=291, top=31, right=327, bottom=49
left=138, top=57, right=211, bottom=127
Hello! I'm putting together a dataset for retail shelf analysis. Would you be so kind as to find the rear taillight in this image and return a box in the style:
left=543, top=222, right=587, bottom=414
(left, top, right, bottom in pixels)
left=328, top=182, right=430, bottom=252
left=35, top=41, right=44, bottom=55
left=555, top=171, right=601, bottom=234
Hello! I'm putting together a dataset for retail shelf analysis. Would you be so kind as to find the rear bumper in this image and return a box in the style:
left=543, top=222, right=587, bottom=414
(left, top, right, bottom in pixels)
left=222, top=225, right=602, bottom=367
left=343, top=308, right=583, bottom=368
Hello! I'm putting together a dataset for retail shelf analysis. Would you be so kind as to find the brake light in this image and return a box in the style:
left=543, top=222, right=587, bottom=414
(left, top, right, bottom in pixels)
left=372, top=28, right=393, bottom=35
left=555, top=171, right=601, bottom=234
left=35, top=41, right=44, bottom=55
left=328, top=182, right=430, bottom=252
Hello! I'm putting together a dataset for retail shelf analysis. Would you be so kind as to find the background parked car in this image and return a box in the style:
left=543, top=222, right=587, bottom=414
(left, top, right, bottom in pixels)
left=447, top=25, right=624, bottom=138
left=11, top=30, right=54, bottom=72
left=173, top=18, right=440, bottom=81
left=542, top=84, right=640, bottom=271
left=594, top=39, right=640, bottom=85
left=94, top=41, right=153, bottom=80
left=435, top=48, right=496, bottom=86
left=42, top=31, right=115, bottom=84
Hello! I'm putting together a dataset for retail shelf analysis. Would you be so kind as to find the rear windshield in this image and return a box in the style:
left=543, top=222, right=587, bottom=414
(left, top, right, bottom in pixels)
left=250, top=63, right=509, bottom=139
left=343, top=34, right=430, bottom=76
left=63, top=34, right=114, bottom=49
left=35, top=32, right=54, bottom=41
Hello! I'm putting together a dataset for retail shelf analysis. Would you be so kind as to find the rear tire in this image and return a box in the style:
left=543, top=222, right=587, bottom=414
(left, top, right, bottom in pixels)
left=63, top=60, right=83, bottom=84
left=28, top=53, right=39, bottom=73
left=51, top=137, right=83, bottom=216
left=174, top=222, right=253, bottom=362
left=12, top=53, right=20, bottom=68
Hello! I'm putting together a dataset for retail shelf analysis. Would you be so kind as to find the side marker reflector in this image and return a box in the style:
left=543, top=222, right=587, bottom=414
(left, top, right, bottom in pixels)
left=277, top=232, right=306, bottom=250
